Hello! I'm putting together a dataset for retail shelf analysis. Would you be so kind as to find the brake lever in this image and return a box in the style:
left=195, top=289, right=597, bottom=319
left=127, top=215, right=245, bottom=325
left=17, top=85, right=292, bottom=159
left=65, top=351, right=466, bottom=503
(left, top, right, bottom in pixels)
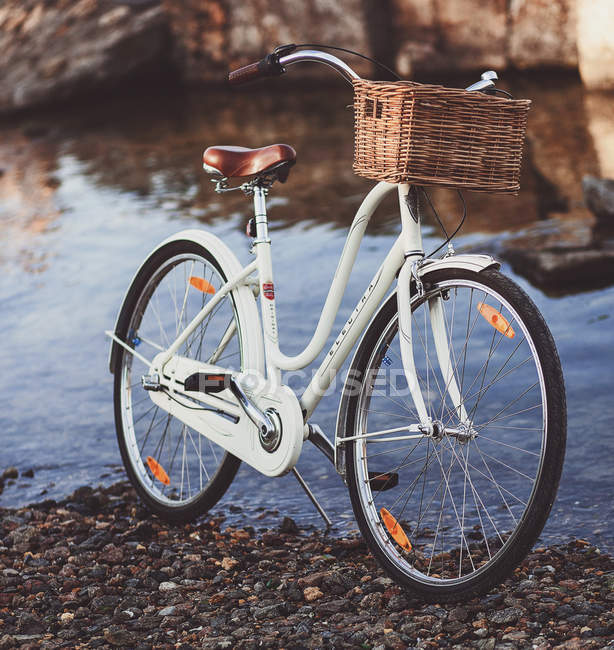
left=273, top=43, right=298, bottom=57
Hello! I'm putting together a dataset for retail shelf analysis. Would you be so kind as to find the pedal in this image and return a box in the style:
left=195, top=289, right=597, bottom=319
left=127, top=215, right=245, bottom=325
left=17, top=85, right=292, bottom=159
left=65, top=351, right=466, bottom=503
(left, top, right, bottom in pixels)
left=368, top=471, right=399, bottom=491
left=184, top=372, right=230, bottom=393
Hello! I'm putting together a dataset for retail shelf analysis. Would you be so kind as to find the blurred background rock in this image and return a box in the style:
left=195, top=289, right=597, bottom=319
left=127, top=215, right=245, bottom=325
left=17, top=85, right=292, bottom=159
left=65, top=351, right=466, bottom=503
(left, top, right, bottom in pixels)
left=1, top=0, right=614, bottom=116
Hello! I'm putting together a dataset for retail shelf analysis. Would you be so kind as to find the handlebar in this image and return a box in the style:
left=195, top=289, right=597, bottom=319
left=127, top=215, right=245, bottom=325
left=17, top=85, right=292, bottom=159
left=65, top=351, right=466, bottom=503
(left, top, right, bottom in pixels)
left=227, top=46, right=360, bottom=86
left=228, top=45, right=500, bottom=94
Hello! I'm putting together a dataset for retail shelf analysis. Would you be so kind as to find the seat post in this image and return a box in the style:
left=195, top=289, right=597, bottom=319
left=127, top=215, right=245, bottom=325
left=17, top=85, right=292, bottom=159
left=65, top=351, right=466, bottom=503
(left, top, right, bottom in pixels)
left=253, top=184, right=270, bottom=243
left=252, top=182, right=282, bottom=385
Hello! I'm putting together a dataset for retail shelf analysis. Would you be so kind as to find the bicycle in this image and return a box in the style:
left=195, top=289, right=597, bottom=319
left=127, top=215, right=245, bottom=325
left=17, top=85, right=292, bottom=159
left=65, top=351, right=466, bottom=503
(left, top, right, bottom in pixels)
left=106, top=45, right=566, bottom=601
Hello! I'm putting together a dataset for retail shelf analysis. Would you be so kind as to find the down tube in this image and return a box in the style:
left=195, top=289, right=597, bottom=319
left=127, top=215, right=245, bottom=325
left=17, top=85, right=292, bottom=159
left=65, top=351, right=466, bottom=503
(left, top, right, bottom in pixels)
left=300, top=238, right=405, bottom=419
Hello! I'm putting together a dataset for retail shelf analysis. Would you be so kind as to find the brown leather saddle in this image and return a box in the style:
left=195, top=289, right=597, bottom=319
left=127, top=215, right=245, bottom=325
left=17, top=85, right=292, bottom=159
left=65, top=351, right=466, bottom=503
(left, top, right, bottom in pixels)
left=202, top=144, right=296, bottom=183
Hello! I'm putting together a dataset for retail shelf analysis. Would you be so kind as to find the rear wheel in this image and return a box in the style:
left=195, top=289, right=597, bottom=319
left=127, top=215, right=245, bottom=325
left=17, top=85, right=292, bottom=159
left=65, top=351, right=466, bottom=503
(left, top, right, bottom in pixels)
left=113, top=240, right=247, bottom=523
left=343, top=269, right=566, bottom=601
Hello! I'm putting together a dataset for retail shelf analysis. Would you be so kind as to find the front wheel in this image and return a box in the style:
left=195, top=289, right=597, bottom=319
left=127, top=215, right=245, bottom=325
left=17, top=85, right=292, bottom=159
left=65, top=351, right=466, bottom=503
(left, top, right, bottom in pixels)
left=112, top=240, right=250, bottom=523
left=342, top=268, right=566, bottom=601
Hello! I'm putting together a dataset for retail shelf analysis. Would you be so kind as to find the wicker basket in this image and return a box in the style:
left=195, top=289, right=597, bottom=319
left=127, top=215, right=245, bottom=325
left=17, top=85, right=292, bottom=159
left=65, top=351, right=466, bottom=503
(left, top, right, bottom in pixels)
left=352, top=79, right=531, bottom=194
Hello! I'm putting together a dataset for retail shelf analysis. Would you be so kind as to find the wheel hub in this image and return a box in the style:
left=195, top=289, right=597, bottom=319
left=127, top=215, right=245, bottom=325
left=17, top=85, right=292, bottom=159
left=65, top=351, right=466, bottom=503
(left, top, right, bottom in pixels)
left=443, top=422, right=477, bottom=444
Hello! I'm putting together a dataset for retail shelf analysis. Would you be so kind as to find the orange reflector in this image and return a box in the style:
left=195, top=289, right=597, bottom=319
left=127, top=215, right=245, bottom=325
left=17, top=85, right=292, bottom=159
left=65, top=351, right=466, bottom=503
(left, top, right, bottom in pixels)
left=189, top=276, right=215, bottom=294
left=477, top=303, right=515, bottom=338
left=146, top=456, right=170, bottom=485
left=380, top=507, right=412, bottom=551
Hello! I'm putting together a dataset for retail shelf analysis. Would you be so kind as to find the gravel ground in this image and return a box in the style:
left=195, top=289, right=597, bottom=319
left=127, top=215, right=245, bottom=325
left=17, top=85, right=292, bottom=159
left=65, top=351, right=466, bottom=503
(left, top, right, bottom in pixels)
left=0, top=481, right=613, bottom=649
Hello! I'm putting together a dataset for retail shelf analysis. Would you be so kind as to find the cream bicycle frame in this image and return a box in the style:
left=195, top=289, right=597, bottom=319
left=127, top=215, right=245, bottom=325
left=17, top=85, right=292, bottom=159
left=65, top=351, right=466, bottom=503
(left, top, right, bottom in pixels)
left=147, top=180, right=471, bottom=431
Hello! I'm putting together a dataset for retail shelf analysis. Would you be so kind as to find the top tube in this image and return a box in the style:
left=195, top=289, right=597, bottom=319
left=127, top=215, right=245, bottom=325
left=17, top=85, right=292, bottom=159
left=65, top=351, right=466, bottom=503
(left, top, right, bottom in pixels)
left=278, top=50, right=360, bottom=84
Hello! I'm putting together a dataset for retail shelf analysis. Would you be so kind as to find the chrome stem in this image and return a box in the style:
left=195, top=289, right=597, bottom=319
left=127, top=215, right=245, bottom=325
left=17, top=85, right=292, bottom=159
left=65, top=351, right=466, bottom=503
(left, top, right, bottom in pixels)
left=279, top=50, right=360, bottom=84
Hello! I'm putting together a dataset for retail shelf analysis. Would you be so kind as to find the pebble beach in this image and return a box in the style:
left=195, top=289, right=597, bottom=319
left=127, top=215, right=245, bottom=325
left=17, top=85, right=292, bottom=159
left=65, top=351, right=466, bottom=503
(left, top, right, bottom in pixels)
left=1, top=481, right=613, bottom=649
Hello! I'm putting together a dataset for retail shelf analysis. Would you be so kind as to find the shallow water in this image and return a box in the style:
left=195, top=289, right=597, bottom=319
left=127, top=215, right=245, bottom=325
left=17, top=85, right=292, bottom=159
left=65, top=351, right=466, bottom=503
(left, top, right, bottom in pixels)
left=1, top=76, right=613, bottom=552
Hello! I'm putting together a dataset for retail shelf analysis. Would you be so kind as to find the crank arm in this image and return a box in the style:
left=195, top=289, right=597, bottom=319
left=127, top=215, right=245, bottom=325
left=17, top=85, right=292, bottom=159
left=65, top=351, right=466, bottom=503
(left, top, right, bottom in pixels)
left=182, top=371, right=282, bottom=450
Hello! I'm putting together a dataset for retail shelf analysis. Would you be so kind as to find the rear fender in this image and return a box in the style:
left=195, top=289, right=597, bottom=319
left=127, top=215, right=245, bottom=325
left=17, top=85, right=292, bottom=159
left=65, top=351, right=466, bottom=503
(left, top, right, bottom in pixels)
left=108, top=229, right=264, bottom=376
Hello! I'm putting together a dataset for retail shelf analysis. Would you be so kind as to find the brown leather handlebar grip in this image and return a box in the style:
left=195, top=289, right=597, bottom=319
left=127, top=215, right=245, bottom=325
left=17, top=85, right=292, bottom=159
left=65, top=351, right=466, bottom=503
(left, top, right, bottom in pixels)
left=228, top=61, right=262, bottom=85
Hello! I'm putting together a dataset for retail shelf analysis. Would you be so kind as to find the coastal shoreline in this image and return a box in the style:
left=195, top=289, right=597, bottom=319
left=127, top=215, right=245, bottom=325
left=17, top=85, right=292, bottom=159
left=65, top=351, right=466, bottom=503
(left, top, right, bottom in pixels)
left=1, top=481, right=612, bottom=648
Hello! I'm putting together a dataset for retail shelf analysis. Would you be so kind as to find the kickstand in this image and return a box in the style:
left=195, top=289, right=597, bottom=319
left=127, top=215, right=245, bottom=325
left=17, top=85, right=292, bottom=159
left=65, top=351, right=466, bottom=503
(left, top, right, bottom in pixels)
left=291, top=467, right=332, bottom=529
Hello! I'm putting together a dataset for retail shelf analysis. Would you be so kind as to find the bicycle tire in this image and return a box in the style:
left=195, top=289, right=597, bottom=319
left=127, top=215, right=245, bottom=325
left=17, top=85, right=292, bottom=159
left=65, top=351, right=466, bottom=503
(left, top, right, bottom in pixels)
left=342, top=268, right=566, bottom=601
left=112, top=239, right=248, bottom=523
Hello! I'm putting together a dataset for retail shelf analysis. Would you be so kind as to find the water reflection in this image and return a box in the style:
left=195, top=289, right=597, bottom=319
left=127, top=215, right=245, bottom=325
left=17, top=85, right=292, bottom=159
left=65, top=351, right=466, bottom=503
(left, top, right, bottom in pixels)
left=0, top=130, right=62, bottom=273
left=2, top=76, right=612, bottom=284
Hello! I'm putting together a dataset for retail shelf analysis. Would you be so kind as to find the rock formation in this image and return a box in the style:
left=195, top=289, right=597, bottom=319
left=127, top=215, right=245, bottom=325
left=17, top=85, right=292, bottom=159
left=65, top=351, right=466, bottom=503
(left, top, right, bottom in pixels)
left=1, top=0, right=614, bottom=115
left=162, top=0, right=371, bottom=82
left=0, top=0, right=169, bottom=114
left=577, top=0, right=614, bottom=90
left=509, top=0, right=578, bottom=69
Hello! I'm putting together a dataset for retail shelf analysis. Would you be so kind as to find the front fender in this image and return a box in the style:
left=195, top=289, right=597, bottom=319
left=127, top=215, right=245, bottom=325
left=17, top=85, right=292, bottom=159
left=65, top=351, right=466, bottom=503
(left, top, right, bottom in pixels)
left=108, top=229, right=264, bottom=375
left=418, top=253, right=500, bottom=277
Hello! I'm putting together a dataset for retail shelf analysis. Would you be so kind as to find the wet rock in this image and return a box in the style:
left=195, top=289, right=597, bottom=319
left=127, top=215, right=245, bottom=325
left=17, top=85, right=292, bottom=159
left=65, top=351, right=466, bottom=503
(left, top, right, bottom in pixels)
left=318, top=598, right=350, bottom=614
left=221, top=557, right=238, bottom=571
left=487, top=607, right=524, bottom=625
left=476, top=638, right=496, bottom=650
left=103, top=625, right=134, bottom=647
left=320, top=571, right=352, bottom=595
left=387, top=593, right=409, bottom=611
left=303, top=586, right=323, bottom=602
left=0, top=637, right=16, bottom=650
left=100, top=543, right=124, bottom=564
left=253, top=603, right=286, bottom=620
left=494, top=216, right=614, bottom=295
left=360, top=592, right=383, bottom=609
left=481, top=592, right=505, bottom=608
left=533, top=564, right=556, bottom=575
left=450, top=606, right=469, bottom=622
left=583, top=176, right=614, bottom=221
left=7, top=525, right=38, bottom=551
left=295, top=621, right=312, bottom=638
left=556, top=604, right=575, bottom=617
left=2, top=467, right=18, bottom=479
left=17, top=612, right=44, bottom=634
left=147, top=542, right=162, bottom=558
left=80, top=531, right=112, bottom=550
left=279, top=516, right=299, bottom=534
left=22, top=468, right=34, bottom=478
